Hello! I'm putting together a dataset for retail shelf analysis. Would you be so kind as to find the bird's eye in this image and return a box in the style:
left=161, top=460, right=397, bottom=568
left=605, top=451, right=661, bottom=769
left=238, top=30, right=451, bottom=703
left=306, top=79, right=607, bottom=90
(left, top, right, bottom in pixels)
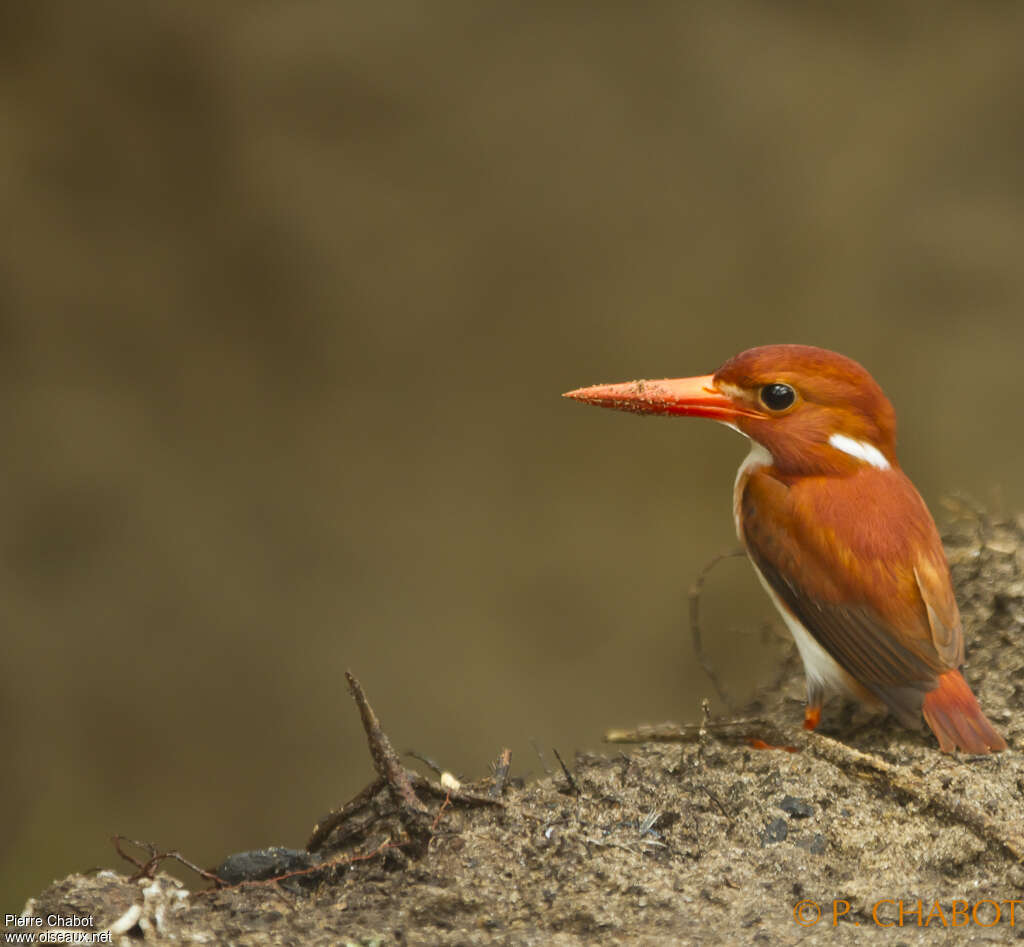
left=760, top=383, right=796, bottom=411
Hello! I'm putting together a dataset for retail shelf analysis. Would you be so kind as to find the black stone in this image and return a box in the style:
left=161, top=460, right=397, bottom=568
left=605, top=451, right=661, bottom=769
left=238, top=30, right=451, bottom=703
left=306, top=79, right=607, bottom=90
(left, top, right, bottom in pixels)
left=779, top=795, right=815, bottom=819
left=216, top=847, right=323, bottom=888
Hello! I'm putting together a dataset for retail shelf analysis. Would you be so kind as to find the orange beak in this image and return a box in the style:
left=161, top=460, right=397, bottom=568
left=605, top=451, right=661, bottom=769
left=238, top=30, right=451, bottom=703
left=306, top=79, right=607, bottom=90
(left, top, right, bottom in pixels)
left=563, top=374, right=760, bottom=422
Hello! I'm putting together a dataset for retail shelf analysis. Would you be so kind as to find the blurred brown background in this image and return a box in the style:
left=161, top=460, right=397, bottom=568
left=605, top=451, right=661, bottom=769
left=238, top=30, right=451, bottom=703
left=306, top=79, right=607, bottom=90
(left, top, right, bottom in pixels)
left=4, top=1, right=1024, bottom=907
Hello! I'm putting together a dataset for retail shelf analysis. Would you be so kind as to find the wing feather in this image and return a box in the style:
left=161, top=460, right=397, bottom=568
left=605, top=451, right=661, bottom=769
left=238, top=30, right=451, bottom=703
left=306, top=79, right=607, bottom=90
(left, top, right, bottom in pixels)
left=740, top=465, right=963, bottom=714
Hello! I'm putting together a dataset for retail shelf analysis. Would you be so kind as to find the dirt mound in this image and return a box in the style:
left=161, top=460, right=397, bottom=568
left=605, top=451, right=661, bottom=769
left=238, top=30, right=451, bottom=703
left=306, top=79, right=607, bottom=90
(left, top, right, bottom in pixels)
left=13, top=506, right=1024, bottom=945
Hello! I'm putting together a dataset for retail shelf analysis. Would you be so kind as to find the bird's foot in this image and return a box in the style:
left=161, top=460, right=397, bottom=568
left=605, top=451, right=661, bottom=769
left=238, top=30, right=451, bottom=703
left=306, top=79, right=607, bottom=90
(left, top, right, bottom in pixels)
left=746, top=737, right=798, bottom=753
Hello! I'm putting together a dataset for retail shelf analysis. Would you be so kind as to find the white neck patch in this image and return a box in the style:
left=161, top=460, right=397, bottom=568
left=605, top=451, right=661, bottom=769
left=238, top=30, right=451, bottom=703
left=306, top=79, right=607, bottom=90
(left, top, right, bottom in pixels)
left=737, top=439, right=773, bottom=477
left=733, top=438, right=773, bottom=540
left=828, top=433, right=890, bottom=470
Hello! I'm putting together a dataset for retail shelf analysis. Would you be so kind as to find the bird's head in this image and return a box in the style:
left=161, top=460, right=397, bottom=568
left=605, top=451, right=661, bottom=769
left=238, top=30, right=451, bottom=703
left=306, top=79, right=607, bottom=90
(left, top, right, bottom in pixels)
left=564, top=344, right=898, bottom=477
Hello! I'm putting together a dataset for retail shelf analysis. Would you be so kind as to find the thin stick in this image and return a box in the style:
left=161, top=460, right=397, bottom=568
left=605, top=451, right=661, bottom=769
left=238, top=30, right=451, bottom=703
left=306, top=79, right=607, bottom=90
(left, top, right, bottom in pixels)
left=531, top=738, right=551, bottom=777
left=345, top=671, right=432, bottom=849
left=490, top=747, right=512, bottom=798
left=112, top=836, right=226, bottom=887
left=696, top=784, right=734, bottom=824
left=409, top=772, right=505, bottom=808
left=406, top=750, right=445, bottom=777
left=551, top=747, right=579, bottom=796
left=688, top=548, right=746, bottom=711
left=306, top=777, right=385, bottom=853
left=808, top=732, right=1024, bottom=863
left=604, top=717, right=787, bottom=744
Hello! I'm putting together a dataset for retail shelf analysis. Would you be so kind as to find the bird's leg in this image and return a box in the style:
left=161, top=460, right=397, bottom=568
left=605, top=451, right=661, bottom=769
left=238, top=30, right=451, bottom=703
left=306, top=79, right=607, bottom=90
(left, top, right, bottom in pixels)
left=748, top=699, right=819, bottom=747
left=803, top=705, right=822, bottom=731
left=802, top=677, right=825, bottom=731
left=747, top=737, right=798, bottom=753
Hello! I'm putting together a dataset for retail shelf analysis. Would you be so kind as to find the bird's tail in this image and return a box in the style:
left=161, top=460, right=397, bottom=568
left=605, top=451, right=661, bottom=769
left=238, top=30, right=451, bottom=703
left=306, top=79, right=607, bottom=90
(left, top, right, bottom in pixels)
left=922, top=670, right=1007, bottom=754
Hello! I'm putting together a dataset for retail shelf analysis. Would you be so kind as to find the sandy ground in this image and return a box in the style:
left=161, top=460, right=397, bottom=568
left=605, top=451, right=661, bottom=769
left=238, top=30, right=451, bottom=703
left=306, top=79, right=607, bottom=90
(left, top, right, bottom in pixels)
left=12, top=505, right=1024, bottom=945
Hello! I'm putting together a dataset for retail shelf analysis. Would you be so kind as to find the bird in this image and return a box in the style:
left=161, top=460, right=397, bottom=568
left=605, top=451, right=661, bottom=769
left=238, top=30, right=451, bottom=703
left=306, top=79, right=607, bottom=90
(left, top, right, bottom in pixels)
left=564, top=344, right=1006, bottom=754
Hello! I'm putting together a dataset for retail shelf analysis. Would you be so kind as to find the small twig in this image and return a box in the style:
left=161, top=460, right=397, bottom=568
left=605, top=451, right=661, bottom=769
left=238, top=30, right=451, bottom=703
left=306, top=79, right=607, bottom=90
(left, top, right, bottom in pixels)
left=406, top=752, right=462, bottom=791
left=531, top=738, right=552, bottom=777
left=406, top=750, right=445, bottom=777
left=345, top=671, right=432, bottom=851
left=112, top=834, right=148, bottom=873
left=696, top=699, right=713, bottom=763
left=430, top=793, right=453, bottom=832
left=696, top=784, right=734, bottom=824
left=112, top=836, right=226, bottom=887
left=306, top=777, right=385, bottom=853
left=700, top=698, right=713, bottom=733
left=762, top=638, right=800, bottom=695
left=689, top=548, right=746, bottom=712
left=808, top=732, right=1024, bottom=863
left=604, top=717, right=789, bottom=745
left=490, top=747, right=512, bottom=798
left=408, top=772, right=505, bottom=808
left=551, top=747, right=579, bottom=796
left=605, top=722, right=703, bottom=743
left=313, top=681, right=504, bottom=854
left=308, top=771, right=502, bottom=854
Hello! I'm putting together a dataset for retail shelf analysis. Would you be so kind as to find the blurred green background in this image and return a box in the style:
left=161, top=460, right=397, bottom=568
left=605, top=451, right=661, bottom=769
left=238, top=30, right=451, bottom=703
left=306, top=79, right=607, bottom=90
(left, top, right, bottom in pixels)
left=4, top=1, right=1024, bottom=908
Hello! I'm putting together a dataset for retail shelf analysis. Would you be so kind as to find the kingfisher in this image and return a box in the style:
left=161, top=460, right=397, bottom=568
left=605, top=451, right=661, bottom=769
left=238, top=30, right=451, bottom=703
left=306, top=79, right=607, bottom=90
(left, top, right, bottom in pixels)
left=565, top=344, right=1006, bottom=754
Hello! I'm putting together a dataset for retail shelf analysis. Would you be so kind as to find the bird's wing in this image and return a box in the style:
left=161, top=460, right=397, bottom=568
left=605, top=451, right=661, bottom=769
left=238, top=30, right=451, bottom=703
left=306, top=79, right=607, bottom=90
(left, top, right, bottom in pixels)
left=913, top=558, right=964, bottom=669
left=739, top=466, right=962, bottom=706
